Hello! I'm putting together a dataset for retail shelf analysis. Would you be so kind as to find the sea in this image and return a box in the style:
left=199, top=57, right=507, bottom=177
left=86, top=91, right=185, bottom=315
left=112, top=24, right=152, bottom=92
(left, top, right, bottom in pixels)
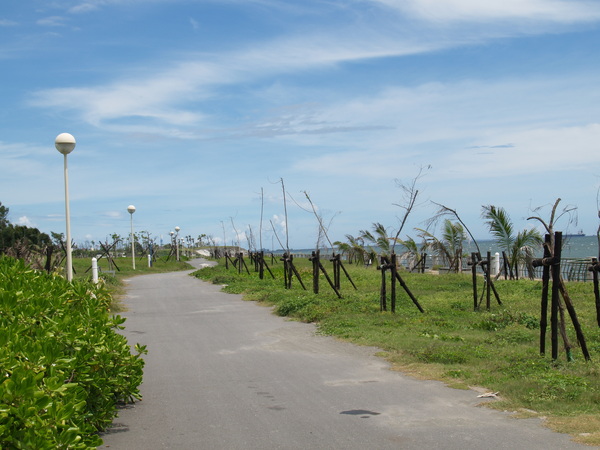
left=467, top=235, right=598, bottom=260
left=281, top=235, right=599, bottom=260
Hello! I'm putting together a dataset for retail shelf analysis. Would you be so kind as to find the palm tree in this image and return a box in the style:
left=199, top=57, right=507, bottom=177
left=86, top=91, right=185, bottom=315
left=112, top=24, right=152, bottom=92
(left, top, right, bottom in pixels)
left=333, top=240, right=351, bottom=260
left=417, top=220, right=466, bottom=272
left=482, top=205, right=542, bottom=279
left=360, top=222, right=393, bottom=258
left=396, top=236, right=426, bottom=270
left=343, top=234, right=367, bottom=264
left=513, top=229, right=543, bottom=279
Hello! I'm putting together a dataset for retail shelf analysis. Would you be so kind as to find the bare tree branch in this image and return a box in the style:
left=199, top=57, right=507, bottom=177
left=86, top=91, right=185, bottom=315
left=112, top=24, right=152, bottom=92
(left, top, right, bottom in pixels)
left=430, top=202, right=481, bottom=255
left=270, top=219, right=285, bottom=251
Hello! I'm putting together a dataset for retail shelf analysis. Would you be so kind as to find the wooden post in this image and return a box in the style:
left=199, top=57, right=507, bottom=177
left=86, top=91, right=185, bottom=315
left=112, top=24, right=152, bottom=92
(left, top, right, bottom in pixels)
left=334, top=254, right=341, bottom=290
left=259, top=251, right=264, bottom=280
left=338, top=260, right=357, bottom=290
left=558, top=278, right=591, bottom=361
left=486, top=251, right=491, bottom=311
left=539, top=235, right=551, bottom=355
left=288, top=254, right=306, bottom=291
left=393, top=270, right=424, bottom=313
left=550, top=233, right=562, bottom=360
left=311, top=251, right=319, bottom=294
left=390, top=253, right=397, bottom=313
left=379, top=256, right=387, bottom=312
left=590, top=258, right=600, bottom=327
left=471, top=252, right=478, bottom=311
left=239, top=252, right=250, bottom=275
left=281, top=253, right=290, bottom=289
left=44, top=246, right=53, bottom=273
left=318, top=259, right=342, bottom=299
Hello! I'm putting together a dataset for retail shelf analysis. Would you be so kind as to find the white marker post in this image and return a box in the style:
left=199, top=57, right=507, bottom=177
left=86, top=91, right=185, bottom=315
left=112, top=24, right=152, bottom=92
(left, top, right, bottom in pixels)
left=92, top=257, right=99, bottom=284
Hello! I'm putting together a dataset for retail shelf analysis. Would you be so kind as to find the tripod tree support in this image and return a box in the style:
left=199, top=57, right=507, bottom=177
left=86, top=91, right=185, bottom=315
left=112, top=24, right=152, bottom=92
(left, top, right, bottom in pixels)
left=309, top=250, right=342, bottom=299
left=280, top=253, right=306, bottom=291
left=378, top=254, right=424, bottom=313
left=533, top=232, right=590, bottom=362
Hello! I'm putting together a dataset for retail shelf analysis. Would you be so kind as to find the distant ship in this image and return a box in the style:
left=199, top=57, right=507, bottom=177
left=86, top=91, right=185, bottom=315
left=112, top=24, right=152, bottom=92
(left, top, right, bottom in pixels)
left=565, top=229, right=586, bottom=237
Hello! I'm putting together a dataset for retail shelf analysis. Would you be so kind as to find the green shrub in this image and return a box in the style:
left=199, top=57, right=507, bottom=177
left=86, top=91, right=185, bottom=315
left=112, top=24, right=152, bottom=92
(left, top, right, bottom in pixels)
left=0, top=257, right=146, bottom=448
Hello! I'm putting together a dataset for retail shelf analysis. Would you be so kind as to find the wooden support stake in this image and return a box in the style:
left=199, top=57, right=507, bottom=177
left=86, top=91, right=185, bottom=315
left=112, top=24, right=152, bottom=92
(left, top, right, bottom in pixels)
left=471, top=252, right=478, bottom=311
left=379, top=256, right=387, bottom=312
left=486, top=251, right=491, bottom=311
left=393, top=270, right=424, bottom=313
left=310, top=251, right=320, bottom=294
left=550, top=233, right=563, bottom=360
left=589, top=258, right=600, bottom=327
left=318, top=261, right=342, bottom=299
left=390, top=253, right=397, bottom=313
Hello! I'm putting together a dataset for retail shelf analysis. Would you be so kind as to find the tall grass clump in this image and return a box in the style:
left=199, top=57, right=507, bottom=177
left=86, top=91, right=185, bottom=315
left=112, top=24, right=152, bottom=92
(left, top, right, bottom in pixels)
left=0, top=256, right=146, bottom=449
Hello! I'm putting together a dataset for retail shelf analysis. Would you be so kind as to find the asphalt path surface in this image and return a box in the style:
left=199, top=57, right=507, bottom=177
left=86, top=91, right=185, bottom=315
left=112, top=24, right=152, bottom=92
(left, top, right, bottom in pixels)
left=101, top=259, right=585, bottom=449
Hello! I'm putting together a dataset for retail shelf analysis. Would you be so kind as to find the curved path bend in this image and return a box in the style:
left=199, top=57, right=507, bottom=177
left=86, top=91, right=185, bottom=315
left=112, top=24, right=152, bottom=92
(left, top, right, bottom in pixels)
left=101, top=259, right=584, bottom=449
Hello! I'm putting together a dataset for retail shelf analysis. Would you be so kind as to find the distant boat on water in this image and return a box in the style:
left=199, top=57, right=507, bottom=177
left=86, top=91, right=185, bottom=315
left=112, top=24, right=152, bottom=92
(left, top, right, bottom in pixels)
left=565, top=229, right=586, bottom=237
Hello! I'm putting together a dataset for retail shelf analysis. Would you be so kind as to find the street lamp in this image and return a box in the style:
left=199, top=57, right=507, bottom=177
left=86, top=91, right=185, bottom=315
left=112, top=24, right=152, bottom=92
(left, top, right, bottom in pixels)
left=127, top=205, right=136, bottom=269
left=175, top=226, right=181, bottom=261
left=55, top=133, right=76, bottom=282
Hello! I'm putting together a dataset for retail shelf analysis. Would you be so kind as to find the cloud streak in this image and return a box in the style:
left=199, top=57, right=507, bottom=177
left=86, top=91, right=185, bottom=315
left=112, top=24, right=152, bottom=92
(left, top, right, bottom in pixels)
left=372, top=0, right=600, bottom=24
left=29, top=0, right=600, bottom=134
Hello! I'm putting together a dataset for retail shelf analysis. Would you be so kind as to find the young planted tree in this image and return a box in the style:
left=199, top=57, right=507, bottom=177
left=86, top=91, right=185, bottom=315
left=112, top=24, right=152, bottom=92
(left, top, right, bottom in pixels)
left=482, top=205, right=542, bottom=280
left=417, top=219, right=466, bottom=272
left=333, top=234, right=367, bottom=265
left=396, top=236, right=428, bottom=272
left=528, top=198, right=589, bottom=361
left=366, top=171, right=425, bottom=313
left=360, top=223, right=393, bottom=257
left=528, top=198, right=577, bottom=254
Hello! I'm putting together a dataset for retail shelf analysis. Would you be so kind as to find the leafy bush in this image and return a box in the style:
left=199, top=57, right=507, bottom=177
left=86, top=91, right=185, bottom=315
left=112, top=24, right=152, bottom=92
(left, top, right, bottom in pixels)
left=0, top=257, right=146, bottom=448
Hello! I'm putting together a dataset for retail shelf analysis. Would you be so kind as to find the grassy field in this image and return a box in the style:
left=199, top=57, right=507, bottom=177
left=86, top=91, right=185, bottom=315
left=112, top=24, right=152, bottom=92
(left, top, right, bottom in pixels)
left=194, top=256, right=600, bottom=446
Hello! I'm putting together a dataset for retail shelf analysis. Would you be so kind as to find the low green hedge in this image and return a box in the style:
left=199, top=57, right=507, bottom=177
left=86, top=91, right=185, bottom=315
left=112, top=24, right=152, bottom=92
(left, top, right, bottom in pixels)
left=0, top=256, right=146, bottom=449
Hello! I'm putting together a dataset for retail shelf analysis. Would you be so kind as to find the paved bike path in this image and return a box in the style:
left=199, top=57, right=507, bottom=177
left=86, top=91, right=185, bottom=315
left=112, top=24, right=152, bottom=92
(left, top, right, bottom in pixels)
left=100, top=259, right=585, bottom=449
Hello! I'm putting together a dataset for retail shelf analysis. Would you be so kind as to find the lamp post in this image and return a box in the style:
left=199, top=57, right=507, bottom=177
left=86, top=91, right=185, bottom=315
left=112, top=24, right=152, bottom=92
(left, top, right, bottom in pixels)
left=55, top=133, right=76, bottom=282
left=127, top=205, right=136, bottom=269
left=175, top=226, right=181, bottom=261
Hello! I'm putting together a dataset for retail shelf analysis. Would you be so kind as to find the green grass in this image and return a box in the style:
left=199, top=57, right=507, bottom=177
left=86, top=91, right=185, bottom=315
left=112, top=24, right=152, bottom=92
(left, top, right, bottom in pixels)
left=194, top=258, right=600, bottom=445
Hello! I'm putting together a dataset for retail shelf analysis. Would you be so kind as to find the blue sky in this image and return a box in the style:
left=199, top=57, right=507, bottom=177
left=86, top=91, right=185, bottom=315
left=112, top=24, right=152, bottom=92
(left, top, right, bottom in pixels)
left=2, top=0, right=600, bottom=250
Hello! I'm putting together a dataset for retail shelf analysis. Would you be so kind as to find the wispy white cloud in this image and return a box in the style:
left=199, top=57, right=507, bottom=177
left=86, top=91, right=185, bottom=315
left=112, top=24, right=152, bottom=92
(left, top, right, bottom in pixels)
left=289, top=74, right=600, bottom=180
left=25, top=29, right=456, bottom=131
left=102, top=211, right=122, bottom=219
left=67, top=0, right=146, bottom=14
left=36, top=16, right=69, bottom=27
left=29, top=64, right=215, bottom=127
left=371, top=0, right=600, bottom=23
left=0, top=19, right=18, bottom=27
left=28, top=0, right=600, bottom=136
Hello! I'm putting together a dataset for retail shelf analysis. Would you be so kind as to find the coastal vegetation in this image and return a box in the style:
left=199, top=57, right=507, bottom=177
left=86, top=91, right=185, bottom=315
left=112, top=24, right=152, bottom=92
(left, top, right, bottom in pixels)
left=0, top=256, right=147, bottom=448
left=194, top=257, right=600, bottom=445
